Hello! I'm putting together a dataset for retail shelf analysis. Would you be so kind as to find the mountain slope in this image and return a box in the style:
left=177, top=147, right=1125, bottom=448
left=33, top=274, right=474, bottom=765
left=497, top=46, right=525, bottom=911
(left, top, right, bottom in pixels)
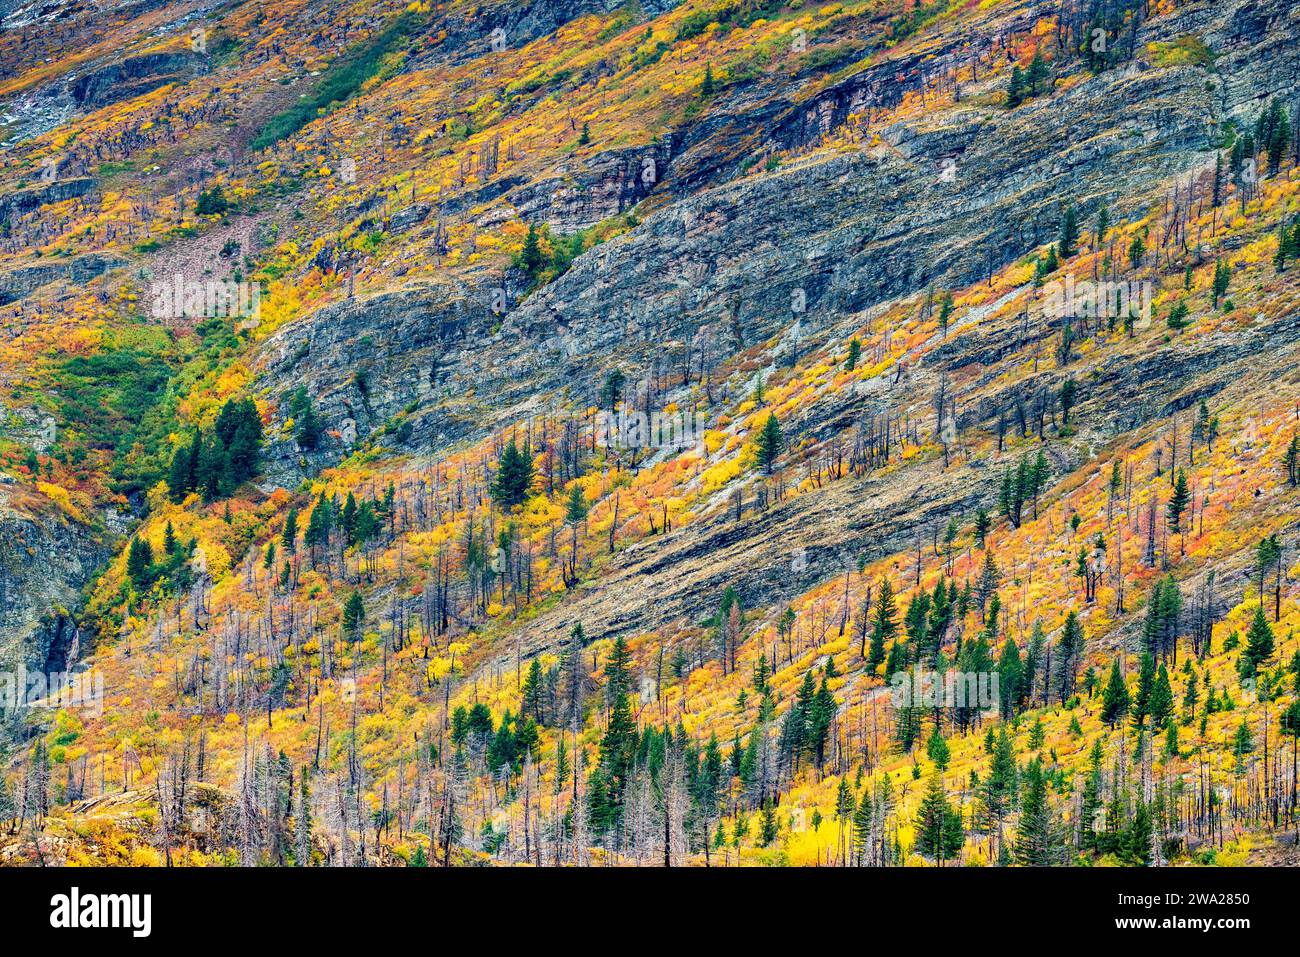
left=1, top=0, right=1300, bottom=867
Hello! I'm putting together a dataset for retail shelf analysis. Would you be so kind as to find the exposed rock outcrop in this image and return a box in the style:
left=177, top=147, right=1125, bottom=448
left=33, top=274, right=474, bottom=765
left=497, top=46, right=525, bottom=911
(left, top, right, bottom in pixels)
left=0, top=486, right=106, bottom=674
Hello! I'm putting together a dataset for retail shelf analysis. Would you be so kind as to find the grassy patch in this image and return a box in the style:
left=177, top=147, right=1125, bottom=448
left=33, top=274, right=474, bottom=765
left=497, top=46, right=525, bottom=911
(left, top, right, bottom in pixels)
left=1147, top=35, right=1215, bottom=69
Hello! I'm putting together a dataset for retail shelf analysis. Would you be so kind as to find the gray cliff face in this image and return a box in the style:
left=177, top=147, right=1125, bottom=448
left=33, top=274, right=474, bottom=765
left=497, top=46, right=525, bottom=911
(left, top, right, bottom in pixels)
left=1, top=46, right=202, bottom=145
left=253, top=282, right=501, bottom=487
left=68, top=51, right=200, bottom=108
left=0, top=177, right=95, bottom=220
left=0, top=483, right=106, bottom=675
left=507, top=142, right=675, bottom=233
left=0, top=253, right=125, bottom=305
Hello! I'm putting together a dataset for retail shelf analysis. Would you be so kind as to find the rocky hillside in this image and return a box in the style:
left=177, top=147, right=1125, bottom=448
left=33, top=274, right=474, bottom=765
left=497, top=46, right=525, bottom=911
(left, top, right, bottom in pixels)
left=1, top=0, right=1300, bottom=867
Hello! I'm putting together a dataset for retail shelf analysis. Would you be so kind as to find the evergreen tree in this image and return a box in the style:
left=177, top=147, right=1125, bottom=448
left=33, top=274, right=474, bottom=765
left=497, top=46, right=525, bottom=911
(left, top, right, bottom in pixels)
left=753, top=652, right=770, bottom=694
left=1132, top=652, right=1156, bottom=729
left=1148, top=664, right=1174, bottom=730
left=1182, top=671, right=1200, bottom=723
left=1079, top=738, right=1105, bottom=852
left=196, top=433, right=226, bottom=501
left=1279, top=700, right=1300, bottom=790
left=1119, top=799, right=1153, bottom=865
left=1058, top=204, right=1079, bottom=259
left=305, top=492, right=333, bottom=554
left=1167, top=300, right=1189, bottom=331
left=784, top=670, right=817, bottom=768
left=852, top=790, right=872, bottom=864
left=1265, top=98, right=1290, bottom=175
left=758, top=798, right=779, bottom=846
left=926, top=726, right=950, bottom=770
left=1163, top=720, right=1179, bottom=759
left=1022, top=621, right=1045, bottom=704
left=1284, top=435, right=1300, bottom=486
left=937, top=291, right=954, bottom=336
left=288, top=386, right=323, bottom=450
left=845, top=338, right=862, bottom=371
left=977, top=550, right=1001, bottom=615
left=1058, top=377, right=1077, bottom=424
left=216, top=397, right=264, bottom=486
left=598, top=369, right=625, bottom=417
left=754, top=413, right=784, bottom=473
left=980, top=725, right=1017, bottom=830
left=1006, top=65, right=1026, bottom=106
left=126, top=536, right=154, bottom=592
left=590, top=636, right=638, bottom=834
left=195, top=185, right=229, bottom=216
left=565, top=483, right=588, bottom=526
left=701, top=63, right=715, bottom=96
left=1232, top=719, right=1254, bottom=772
left=1212, top=258, right=1231, bottom=307
left=1129, top=234, right=1145, bottom=267
left=1057, top=611, right=1085, bottom=701
left=295, top=772, right=313, bottom=866
left=1143, top=575, right=1183, bottom=660
left=867, top=578, right=897, bottom=669
left=169, top=398, right=265, bottom=502
left=894, top=669, right=922, bottom=751
left=1028, top=715, right=1046, bottom=751
left=915, top=773, right=964, bottom=864
left=1094, top=204, right=1110, bottom=247
left=997, top=638, right=1024, bottom=718
left=342, top=590, right=365, bottom=642
left=1015, top=758, right=1056, bottom=865
left=281, top=507, right=299, bottom=553
left=1242, top=604, right=1275, bottom=677
left=519, top=223, right=545, bottom=279
left=491, top=439, right=535, bottom=509
left=808, top=676, right=837, bottom=770
left=1026, top=52, right=1050, bottom=95
left=521, top=659, right=545, bottom=723
left=166, top=433, right=200, bottom=501
left=1255, top=534, right=1282, bottom=622
left=1101, top=658, right=1130, bottom=728
left=1167, top=469, right=1190, bottom=537
left=695, top=733, right=724, bottom=850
